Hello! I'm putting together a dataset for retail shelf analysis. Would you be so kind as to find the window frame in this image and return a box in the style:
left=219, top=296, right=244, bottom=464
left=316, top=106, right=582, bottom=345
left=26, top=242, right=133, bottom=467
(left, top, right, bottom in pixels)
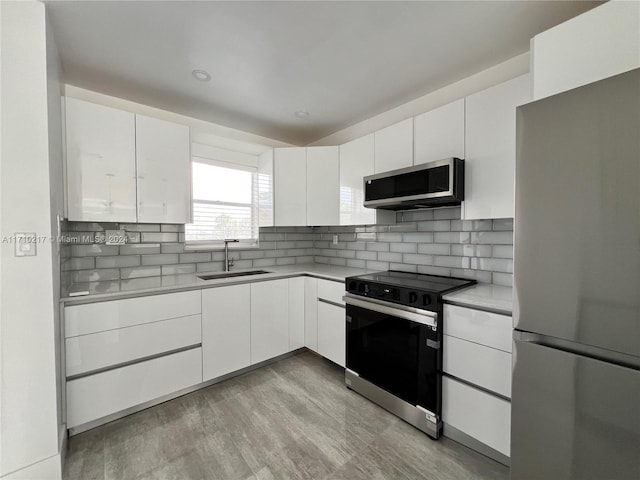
left=185, top=155, right=260, bottom=251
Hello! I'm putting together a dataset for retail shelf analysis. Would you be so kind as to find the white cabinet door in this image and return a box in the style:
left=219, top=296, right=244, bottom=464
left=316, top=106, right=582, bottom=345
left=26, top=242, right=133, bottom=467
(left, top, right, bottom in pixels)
left=65, top=97, right=137, bottom=222
left=135, top=115, right=191, bottom=224
left=306, top=146, right=339, bottom=226
left=67, top=348, right=202, bottom=428
left=414, top=99, right=465, bottom=165
left=202, top=284, right=251, bottom=381
left=258, top=149, right=274, bottom=227
left=251, top=279, right=289, bottom=364
left=463, top=74, right=532, bottom=220
left=304, top=277, right=318, bottom=352
left=288, top=277, right=305, bottom=351
left=531, top=1, right=640, bottom=100
left=339, top=134, right=375, bottom=226
left=374, top=118, right=413, bottom=173
left=274, top=147, right=307, bottom=226
left=317, top=301, right=345, bottom=367
left=442, top=376, right=511, bottom=456
left=339, top=135, right=396, bottom=226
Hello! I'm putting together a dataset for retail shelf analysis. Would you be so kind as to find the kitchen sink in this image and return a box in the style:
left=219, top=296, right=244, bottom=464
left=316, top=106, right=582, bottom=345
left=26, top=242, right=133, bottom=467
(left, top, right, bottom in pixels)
left=198, top=270, right=271, bottom=280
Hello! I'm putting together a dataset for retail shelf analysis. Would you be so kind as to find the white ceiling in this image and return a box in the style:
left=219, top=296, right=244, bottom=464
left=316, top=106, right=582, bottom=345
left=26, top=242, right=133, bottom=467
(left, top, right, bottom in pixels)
left=45, top=0, right=602, bottom=146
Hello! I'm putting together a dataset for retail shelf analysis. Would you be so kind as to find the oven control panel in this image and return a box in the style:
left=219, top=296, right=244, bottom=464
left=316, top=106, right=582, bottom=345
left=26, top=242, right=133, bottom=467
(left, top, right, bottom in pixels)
left=346, top=280, right=436, bottom=310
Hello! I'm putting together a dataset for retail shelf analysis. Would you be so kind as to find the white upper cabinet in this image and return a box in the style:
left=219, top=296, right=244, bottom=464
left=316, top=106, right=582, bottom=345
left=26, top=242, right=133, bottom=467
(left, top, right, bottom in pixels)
left=463, top=74, right=532, bottom=220
left=531, top=1, right=640, bottom=100
left=258, top=149, right=274, bottom=227
left=339, top=135, right=395, bottom=226
left=414, top=99, right=465, bottom=164
left=374, top=118, right=413, bottom=173
left=274, top=147, right=307, bottom=226
left=65, top=97, right=137, bottom=222
left=135, top=115, right=191, bottom=224
left=306, top=146, right=339, bottom=226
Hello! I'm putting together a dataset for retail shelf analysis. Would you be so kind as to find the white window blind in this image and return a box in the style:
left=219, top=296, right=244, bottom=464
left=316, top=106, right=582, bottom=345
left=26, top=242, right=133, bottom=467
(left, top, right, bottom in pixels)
left=186, top=157, right=259, bottom=248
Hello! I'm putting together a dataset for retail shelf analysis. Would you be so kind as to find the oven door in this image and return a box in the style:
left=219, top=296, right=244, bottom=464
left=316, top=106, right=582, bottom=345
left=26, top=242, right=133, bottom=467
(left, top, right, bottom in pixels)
left=344, top=295, right=441, bottom=415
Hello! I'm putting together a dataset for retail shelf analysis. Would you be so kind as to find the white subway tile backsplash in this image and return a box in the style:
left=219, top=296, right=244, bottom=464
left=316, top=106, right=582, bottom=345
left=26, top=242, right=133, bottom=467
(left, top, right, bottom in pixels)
left=120, top=243, right=161, bottom=255
left=161, top=264, right=196, bottom=275
left=402, top=232, right=434, bottom=243
left=120, top=266, right=161, bottom=279
left=390, top=242, right=418, bottom=254
left=433, top=207, right=461, bottom=220
left=141, top=254, right=179, bottom=266
left=366, top=243, right=390, bottom=252
left=403, top=254, right=434, bottom=265
left=417, top=220, right=451, bottom=232
left=356, top=250, right=377, bottom=261
left=366, top=261, right=389, bottom=271
left=63, top=212, right=515, bottom=291
left=96, top=255, right=141, bottom=269
left=179, top=252, right=212, bottom=263
left=417, top=244, right=451, bottom=255
left=433, top=255, right=470, bottom=269
left=450, top=244, right=493, bottom=257
left=141, top=232, right=179, bottom=243
left=377, top=252, right=403, bottom=263
left=345, top=259, right=367, bottom=269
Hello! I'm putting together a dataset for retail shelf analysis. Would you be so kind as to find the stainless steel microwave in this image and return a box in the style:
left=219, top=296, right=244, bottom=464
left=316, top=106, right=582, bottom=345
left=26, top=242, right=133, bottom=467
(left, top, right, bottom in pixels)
left=363, top=157, right=464, bottom=210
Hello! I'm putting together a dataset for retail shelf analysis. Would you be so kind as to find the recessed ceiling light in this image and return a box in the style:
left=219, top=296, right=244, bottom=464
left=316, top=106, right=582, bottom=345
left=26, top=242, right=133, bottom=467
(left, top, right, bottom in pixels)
left=294, top=110, right=310, bottom=119
left=192, top=69, right=211, bottom=82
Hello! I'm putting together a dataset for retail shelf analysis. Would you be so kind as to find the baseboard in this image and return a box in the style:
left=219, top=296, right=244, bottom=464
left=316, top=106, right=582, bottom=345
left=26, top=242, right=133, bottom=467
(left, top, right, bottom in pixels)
left=443, top=423, right=510, bottom=467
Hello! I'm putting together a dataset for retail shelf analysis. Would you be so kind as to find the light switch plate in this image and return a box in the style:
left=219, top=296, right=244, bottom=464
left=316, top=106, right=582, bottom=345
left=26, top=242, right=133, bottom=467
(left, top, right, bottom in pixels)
left=105, top=230, right=126, bottom=245
left=15, top=232, right=37, bottom=257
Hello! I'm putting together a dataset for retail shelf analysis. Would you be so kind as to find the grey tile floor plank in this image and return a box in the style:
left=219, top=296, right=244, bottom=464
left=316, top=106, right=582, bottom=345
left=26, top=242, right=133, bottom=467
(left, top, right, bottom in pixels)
left=63, top=351, right=509, bottom=480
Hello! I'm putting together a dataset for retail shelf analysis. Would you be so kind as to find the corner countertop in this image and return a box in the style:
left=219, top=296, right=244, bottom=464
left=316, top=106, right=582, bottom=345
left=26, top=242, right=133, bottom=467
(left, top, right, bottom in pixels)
left=61, top=263, right=375, bottom=306
left=442, top=283, right=513, bottom=315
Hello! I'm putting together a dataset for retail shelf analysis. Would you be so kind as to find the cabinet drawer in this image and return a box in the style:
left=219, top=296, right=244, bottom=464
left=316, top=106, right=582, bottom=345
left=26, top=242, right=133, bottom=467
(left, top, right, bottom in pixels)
left=443, top=304, right=512, bottom=352
left=443, top=335, right=512, bottom=398
left=66, top=314, right=201, bottom=377
left=67, top=347, right=202, bottom=428
left=65, top=290, right=201, bottom=337
left=442, top=376, right=511, bottom=456
left=317, top=279, right=345, bottom=305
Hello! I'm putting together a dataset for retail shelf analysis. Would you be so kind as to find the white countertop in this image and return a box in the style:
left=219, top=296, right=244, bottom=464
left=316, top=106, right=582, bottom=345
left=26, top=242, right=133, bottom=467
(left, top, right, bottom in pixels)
left=442, top=283, right=513, bottom=314
left=61, top=263, right=375, bottom=305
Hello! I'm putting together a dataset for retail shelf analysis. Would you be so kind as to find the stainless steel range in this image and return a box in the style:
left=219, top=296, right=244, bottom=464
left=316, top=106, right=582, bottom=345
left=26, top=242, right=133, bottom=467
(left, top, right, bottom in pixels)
left=344, top=271, right=475, bottom=439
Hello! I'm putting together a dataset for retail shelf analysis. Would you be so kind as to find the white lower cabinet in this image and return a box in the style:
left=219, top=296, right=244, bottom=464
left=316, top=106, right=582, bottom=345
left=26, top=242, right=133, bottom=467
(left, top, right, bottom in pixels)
left=442, top=376, right=511, bottom=457
left=316, top=279, right=346, bottom=367
left=442, top=302, right=513, bottom=459
left=202, top=284, right=251, bottom=382
left=304, top=277, right=318, bottom=351
left=67, top=348, right=202, bottom=428
left=288, top=277, right=305, bottom=351
left=317, top=301, right=346, bottom=367
left=251, top=279, right=290, bottom=364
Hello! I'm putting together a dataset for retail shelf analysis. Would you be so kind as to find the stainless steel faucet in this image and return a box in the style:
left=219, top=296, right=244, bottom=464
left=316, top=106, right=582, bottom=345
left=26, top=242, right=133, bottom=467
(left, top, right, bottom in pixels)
left=223, top=239, right=239, bottom=271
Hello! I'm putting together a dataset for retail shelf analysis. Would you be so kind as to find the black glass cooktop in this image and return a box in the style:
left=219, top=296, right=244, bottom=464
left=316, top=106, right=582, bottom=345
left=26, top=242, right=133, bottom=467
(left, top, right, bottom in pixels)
left=352, top=270, right=475, bottom=294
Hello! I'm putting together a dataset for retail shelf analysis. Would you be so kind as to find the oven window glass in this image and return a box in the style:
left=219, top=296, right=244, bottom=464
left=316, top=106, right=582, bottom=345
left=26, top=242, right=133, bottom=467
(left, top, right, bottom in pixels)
left=347, top=304, right=437, bottom=411
left=365, top=165, right=450, bottom=201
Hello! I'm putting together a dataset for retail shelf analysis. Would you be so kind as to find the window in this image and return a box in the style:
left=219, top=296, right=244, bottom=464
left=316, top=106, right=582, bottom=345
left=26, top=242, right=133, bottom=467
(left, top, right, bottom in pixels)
left=186, top=156, right=259, bottom=248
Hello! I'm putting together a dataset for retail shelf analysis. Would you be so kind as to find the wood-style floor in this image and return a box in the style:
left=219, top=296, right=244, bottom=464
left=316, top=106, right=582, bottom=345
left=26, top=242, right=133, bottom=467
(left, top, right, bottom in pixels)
left=63, top=351, right=509, bottom=480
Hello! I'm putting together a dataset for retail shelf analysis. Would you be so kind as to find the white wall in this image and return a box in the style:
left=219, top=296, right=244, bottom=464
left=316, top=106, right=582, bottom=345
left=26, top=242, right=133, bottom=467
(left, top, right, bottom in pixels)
left=531, top=0, right=640, bottom=100
left=0, top=1, right=63, bottom=478
left=309, top=52, right=530, bottom=146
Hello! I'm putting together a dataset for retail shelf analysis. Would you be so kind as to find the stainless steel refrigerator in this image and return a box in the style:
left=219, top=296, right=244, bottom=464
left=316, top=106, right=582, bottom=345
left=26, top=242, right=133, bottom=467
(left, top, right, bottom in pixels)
left=512, top=68, right=640, bottom=479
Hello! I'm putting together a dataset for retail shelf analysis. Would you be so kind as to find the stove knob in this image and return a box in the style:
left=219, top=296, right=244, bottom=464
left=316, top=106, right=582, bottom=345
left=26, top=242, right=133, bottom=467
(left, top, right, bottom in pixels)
left=422, top=294, right=432, bottom=306
left=348, top=281, right=357, bottom=292
left=408, top=292, right=418, bottom=303
left=358, top=283, right=366, bottom=293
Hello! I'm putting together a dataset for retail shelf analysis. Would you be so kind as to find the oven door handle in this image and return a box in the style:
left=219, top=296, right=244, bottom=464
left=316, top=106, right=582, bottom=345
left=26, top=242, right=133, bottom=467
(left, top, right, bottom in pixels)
left=343, top=294, right=437, bottom=328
